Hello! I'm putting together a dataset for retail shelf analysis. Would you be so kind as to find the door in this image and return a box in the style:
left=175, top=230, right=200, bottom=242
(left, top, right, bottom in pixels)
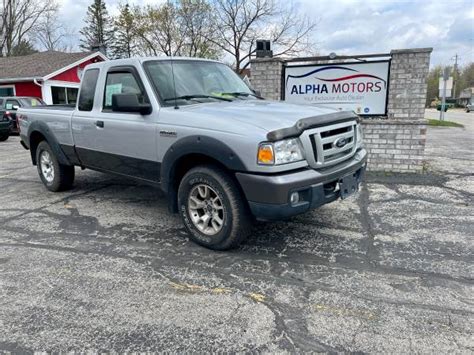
left=72, top=66, right=159, bottom=182
left=4, top=99, right=20, bottom=131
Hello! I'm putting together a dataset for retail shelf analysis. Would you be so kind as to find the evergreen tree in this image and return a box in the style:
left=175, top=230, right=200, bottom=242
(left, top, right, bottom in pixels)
left=110, top=4, right=137, bottom=59
left=79, top=0, right=114, bottom=55
left=11, top=40, right=38, bottom=56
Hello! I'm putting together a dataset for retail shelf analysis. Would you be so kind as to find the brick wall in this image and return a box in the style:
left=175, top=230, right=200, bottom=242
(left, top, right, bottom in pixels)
left=387, top=49, right=431, bottom=120
left=250, top=58, right=283, bottom=100
left=362, top=120, right=427, bottom=173
left=249, top=48, right=432, bottom=173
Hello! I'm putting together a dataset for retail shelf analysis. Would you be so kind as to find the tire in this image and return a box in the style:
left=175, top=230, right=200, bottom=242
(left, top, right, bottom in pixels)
left=0, top=134, right=8, bottom=141
left=36, top=141, right=75, bottom=192
left=177, top=165, right=252, bottom=250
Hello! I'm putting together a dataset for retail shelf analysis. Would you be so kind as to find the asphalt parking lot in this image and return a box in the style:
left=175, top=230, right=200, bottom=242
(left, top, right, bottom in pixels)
left=0, top=110, right=473, bottom=352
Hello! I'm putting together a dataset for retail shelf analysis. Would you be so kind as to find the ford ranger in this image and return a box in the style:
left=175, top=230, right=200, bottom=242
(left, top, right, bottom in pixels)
left=18, top=57, right=367, bottom=250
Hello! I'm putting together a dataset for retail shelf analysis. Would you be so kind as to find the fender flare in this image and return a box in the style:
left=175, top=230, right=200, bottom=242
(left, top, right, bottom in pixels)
left=28, top=120, right=72, bottom=166
left=160, top=135, right=247, bottom=195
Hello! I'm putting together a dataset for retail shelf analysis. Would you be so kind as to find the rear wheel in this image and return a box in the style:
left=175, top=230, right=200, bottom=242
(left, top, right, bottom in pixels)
left=178, top=165, right=252, bottom=250
left=0, top=134, right=8, bottom=142
left=36, top=141, right=75, bottom=192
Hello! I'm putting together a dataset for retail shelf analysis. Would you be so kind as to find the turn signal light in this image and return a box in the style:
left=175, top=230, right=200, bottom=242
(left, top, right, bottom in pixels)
left=257, top=144, right=274, bottom=165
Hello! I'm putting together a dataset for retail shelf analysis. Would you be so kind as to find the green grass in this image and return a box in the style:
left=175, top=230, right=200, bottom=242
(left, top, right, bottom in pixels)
left=427, top=119, right=464, bottom=128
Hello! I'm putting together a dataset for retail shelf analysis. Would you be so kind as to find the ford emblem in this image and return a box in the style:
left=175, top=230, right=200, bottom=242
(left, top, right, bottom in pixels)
left=334, top=137, right=347, bottom=148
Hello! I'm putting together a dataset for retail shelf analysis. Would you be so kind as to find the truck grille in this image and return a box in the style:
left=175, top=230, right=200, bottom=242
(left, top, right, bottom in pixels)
left=301, top=120, right=358, bottom=168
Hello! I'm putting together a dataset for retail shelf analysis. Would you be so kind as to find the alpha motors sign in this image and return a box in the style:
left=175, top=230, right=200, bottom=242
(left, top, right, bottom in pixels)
left=284, top=61, right=390, bottom=115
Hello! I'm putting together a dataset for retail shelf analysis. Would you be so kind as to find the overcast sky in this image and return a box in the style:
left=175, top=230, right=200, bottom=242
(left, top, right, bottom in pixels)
left=57, top=0, right=473, bottom=68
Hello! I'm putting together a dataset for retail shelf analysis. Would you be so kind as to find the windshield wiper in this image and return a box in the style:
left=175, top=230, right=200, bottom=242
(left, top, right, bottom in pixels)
left=164, top=94, right=232, bottom=102
left=220, top=92, right=263, bottom=99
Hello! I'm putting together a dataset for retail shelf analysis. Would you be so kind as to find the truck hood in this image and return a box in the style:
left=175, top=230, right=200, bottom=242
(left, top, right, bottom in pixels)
left=173, top=100, right=342, bottom=134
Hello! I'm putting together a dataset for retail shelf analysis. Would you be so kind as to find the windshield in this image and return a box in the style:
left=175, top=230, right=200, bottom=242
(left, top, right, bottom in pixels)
left=19, top=98, right=45, bottom=107
left=144, top=60, right=254, bottom=106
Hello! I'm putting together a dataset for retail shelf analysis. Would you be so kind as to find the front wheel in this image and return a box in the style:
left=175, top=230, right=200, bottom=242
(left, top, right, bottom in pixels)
left=36, top=141, right=75, bottom=192
left=178, top=165, right=252, bottom=250
left=0, top=134, right=8, bottom=141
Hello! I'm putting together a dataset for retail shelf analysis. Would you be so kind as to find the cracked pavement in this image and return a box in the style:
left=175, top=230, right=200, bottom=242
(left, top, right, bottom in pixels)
left=0, top=110, right=473, bottom=352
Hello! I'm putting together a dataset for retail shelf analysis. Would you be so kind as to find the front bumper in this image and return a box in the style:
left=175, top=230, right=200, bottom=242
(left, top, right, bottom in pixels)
left=236, top=148, right=367, bottom=220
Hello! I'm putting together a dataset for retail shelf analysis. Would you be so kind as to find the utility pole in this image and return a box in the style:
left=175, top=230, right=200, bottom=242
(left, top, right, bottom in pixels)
left=440, top=67, right=450, bottom=121
left=452, top=54, right=459, bottom=100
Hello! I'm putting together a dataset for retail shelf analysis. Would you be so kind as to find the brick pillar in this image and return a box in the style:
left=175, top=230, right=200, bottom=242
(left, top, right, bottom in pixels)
left=387, top=48, right=432, bottom=120
left=249, top=58, right=284, bottom=100
left=362, top=48, right=432, bottom=173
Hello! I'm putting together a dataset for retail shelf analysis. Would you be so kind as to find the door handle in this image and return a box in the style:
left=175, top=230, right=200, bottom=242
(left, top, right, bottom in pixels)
left=95, top=120, right=104, bottom=128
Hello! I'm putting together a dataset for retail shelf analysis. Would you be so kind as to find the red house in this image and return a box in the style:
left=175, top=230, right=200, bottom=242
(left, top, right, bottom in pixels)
left=0, top=51, right=107, bottom=104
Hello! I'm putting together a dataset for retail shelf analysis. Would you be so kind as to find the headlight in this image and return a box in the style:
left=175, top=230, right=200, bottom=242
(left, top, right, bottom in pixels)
left=356, top=124, right=364, bottom=147
left=257, top=138, right=304, bottom=165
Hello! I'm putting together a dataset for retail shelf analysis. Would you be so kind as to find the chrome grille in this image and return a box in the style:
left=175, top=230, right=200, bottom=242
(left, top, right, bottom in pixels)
left=300, top=120, right=358, bottom=168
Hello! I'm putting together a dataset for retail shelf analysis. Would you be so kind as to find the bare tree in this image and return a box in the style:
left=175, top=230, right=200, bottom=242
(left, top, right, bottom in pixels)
left=179, top=0, right=220, bottom=58
left=0, top=0, right=57, bottom=56
left=134, top=2, right=185, bottom=57
left=208, top=0, right=317, bottom=73
left=34, top=9, right=73, bottom=51
left=133, top=0, right=220, bottom=58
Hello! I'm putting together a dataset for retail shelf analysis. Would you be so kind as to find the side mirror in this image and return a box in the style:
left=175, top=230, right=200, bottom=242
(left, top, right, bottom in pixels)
left=111, top=93, right=152, bottom=115
left=12, top=105, right=19, bottom=110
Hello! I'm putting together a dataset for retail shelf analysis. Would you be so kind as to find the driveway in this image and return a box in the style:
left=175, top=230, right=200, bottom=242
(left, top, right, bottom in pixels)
left=424, top=108, right=474, bottom=174
left=0, top=114, right=472, bottom=352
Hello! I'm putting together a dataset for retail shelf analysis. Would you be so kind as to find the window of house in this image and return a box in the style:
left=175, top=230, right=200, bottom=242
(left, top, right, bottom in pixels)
left=51, top=86, right=79, bottom=105
left=0, top=86, right=15, bottom=97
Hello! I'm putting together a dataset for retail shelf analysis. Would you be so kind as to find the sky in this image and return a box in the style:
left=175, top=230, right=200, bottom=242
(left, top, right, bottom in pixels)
left=56, top=0, right=474, bottom=68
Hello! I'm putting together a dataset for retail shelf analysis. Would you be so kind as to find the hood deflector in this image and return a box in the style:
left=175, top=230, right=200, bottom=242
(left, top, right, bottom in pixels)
left=266, top=111, right=360, bottom=142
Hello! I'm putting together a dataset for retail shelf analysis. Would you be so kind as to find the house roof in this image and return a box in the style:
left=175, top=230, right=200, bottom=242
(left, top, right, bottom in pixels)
left=0, top=51, right=106, bottom=81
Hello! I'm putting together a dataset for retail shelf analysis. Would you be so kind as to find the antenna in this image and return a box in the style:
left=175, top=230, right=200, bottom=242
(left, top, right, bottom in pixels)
left=170, top=58, right=179, bottom=110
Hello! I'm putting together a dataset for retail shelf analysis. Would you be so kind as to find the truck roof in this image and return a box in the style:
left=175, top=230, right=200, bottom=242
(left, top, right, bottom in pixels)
left=84, top=56, right=222, bottom=71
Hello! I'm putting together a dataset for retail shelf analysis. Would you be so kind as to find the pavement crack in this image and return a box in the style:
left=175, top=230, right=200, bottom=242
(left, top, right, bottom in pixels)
left=356, top=183, right=379, bottom=268
left=0, top=184, right=115, bottom=224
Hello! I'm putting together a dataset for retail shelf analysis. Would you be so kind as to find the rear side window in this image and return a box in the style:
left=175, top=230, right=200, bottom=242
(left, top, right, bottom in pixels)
left=78, top=69, right=99, bottom=111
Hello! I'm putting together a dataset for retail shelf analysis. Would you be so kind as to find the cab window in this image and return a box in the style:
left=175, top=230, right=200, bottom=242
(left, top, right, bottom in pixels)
left=78, top=69, right=100, bottom=112
left=103, top=72, right=145, bottom=110
left=5, top=99, right=19, bottom=110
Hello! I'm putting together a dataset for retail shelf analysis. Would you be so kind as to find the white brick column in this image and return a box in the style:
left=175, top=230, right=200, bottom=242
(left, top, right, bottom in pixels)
left=362, top=48, right=432, bottom=173
left=387, top=48, right=432, bottom=120
left=249, top=58, right=284, bottom=100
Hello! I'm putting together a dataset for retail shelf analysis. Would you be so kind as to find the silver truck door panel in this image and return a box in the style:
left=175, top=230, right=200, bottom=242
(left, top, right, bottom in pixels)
left=72, top=65, right=159, bottom=182
left=73, top=112, right=158, bottom=181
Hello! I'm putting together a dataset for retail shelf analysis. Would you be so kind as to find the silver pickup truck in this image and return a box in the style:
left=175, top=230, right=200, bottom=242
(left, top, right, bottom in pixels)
left=18, top=57, right=367, bottom=250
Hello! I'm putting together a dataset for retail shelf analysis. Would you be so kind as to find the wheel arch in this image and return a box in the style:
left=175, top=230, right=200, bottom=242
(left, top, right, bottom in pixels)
left=161, top=136, right=247, bottom=213
left=28, top=121, right=71, bottom=166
